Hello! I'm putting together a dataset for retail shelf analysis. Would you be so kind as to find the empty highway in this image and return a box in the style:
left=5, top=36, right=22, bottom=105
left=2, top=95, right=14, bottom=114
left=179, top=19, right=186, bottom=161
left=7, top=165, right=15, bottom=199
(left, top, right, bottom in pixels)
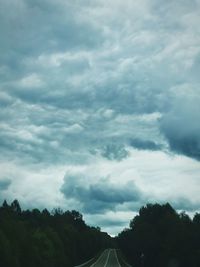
left=76, top=249, right=131, bottom=267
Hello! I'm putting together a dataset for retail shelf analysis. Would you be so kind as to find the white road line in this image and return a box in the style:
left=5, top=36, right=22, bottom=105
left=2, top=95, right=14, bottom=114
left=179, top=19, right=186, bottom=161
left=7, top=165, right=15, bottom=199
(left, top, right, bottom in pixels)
left=103, top=249, right=111, bottom=267
left=114, top=249, right=121, bottom=267
left=90, top=249, right=108, bottom=267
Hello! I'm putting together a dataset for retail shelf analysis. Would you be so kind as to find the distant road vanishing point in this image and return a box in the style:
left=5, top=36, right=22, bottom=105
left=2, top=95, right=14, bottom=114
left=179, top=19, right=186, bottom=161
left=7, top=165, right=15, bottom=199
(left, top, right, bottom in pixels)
left=75, top=249, right=132, bottom=267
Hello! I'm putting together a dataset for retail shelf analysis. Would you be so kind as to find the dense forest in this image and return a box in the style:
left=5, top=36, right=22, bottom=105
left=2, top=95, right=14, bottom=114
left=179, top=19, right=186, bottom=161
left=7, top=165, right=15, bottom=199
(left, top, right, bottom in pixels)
left=117, top=203, right=200, bottom=267
left=1, top=201, right=200, bottom=267
left=0, top=200, right=112, bottom=267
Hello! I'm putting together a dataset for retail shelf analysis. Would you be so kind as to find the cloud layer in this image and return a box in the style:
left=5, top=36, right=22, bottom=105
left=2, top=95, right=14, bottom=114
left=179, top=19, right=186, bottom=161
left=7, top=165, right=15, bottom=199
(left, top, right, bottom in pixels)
left=0, top=0, right=200, bottom=234
left=0, top=178, right=11, bottom=191
left=61, top=173, right=142, bottom=214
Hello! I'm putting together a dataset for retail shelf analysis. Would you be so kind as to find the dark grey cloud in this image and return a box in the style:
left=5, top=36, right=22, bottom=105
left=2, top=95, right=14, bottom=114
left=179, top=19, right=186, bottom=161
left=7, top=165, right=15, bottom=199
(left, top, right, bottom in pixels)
left=0, top=0, right=200, bottom=235
left=0, top=0, right=103, bottom=64
left=164, top=135, right=200, bottom=161
left=130, top=138, right=163, bottom=151
left=0, top=0, right=174, bottom=115
left=0, top=92, right=14, bottom=107
left=101, top=144, right=129, bottom=161
left=160, top=93, right=200, bottom=161
left=0, top=178, right=11, bottom=191
left=61, top=174, right=142, bottom=214
left=0, top=0, right=199, bottom=165
left=0, top=0, right=199, bottom=170
left=172, top=198, right=200, bottom=212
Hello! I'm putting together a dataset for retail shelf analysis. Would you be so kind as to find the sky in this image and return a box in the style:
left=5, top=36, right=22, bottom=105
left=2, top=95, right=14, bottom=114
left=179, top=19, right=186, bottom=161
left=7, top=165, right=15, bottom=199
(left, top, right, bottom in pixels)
left=0, top=0, right=200, bottom=236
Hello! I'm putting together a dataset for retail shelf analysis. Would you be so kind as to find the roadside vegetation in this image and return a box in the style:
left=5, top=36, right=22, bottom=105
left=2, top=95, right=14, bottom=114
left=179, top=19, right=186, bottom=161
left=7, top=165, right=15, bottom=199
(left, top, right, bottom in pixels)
left=0, top=200, right=112, bottom=267
left=117, top=203, right=200, bottom=267
left=1, top=200, right=200, bottom=267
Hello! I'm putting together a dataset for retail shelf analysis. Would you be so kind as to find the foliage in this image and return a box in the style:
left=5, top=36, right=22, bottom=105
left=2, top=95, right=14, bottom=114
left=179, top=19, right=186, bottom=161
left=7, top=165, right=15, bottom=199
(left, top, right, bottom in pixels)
left=117, top=203, right=200, bottom=267
left=0, top=200, right=112, bottom=267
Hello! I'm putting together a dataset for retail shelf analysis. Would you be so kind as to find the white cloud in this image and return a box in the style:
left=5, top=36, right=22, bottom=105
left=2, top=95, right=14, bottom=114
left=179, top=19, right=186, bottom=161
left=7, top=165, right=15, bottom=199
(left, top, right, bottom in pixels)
left=18, top=73, right=44, bottom=88
left=0, top=0, right=200, bottom=235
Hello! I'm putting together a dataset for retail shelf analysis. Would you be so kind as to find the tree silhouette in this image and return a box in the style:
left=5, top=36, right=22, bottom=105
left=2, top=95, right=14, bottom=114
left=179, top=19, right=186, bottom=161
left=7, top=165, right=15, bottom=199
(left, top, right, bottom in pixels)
left=117, top=203, right=200, bottom=267
left=11, top=199, right=21, bottom=213
left=0, top=199, right=112, bottom=267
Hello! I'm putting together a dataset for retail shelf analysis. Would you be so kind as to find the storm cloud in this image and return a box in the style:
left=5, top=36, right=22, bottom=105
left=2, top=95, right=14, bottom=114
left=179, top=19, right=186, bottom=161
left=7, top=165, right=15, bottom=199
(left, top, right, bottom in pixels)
left=160, top=88, right=200, bottom=160
left=130, top=138, right=163, bottom=151
left=0, top=0, right=200, bottom=234
left=61, top=173, right=142, bottom=214
left=1, top=0, right=200, bottom=163
left=101, top=144, right=129, bottom=161
left=0, top=178, right=11, bottom=191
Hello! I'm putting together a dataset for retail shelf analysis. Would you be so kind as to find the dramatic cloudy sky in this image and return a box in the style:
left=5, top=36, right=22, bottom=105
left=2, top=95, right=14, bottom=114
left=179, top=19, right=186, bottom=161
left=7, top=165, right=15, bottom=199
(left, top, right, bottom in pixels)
left=0, top=0, right=200, bottom=235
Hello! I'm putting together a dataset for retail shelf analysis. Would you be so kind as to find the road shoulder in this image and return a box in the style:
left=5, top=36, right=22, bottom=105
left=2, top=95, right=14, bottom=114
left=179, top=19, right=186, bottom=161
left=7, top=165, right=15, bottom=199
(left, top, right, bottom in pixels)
left=116, top=249, right=132, bottom=267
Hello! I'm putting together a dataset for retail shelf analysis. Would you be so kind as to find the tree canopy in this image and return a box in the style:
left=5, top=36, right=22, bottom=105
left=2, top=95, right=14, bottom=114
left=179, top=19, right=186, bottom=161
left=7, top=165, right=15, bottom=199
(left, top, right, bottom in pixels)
left=117, top=203, right=200, bottom=267
left=0, top=200, right=112, bottom=267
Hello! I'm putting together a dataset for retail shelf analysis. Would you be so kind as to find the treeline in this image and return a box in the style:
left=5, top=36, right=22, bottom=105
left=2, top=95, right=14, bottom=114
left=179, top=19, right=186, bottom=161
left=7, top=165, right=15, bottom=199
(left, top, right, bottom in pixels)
left=0, top=200, right=112, bottom=267
left=117, top=203, right=200, bottom=267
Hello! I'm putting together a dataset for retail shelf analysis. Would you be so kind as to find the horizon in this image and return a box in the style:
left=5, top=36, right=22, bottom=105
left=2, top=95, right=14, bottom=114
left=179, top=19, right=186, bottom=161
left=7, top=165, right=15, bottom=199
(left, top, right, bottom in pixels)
left=1, top=199, right=198, bottom=237
left=0, top=0, right=200, bottom=236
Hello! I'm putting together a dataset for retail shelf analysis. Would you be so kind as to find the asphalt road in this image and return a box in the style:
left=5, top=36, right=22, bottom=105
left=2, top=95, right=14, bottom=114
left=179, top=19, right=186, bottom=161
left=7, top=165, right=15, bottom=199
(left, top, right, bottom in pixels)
left=91, top=249, right=121, bottom=267
left=75, top=248, right=132, bottom=267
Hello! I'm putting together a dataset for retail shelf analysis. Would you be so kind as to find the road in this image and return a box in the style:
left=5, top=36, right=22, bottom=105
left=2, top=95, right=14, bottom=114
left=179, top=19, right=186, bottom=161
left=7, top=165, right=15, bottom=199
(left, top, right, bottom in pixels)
left=75, top=249, right=132, bottom=267
left=91, top=249, right=121, bottom=267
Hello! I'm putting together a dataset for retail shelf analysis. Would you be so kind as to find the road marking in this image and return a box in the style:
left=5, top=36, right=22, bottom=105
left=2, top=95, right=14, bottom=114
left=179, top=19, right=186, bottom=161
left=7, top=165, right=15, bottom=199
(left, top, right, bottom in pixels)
left=103, top=249, right=111, bottom=267
left=114, top=249, right=121, bottom=267
left=90, top=249, right=108, bottom=267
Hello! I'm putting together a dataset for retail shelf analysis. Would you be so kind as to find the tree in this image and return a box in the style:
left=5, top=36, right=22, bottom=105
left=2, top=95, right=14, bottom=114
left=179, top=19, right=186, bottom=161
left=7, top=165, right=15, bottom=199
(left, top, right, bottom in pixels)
left=0, top=200, right=112, bottom=267
left=117, top=203, right=200, bottom=267
left=11, top=200, right=21, bottom=213
left=2, top=200, right=9, bottom=208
